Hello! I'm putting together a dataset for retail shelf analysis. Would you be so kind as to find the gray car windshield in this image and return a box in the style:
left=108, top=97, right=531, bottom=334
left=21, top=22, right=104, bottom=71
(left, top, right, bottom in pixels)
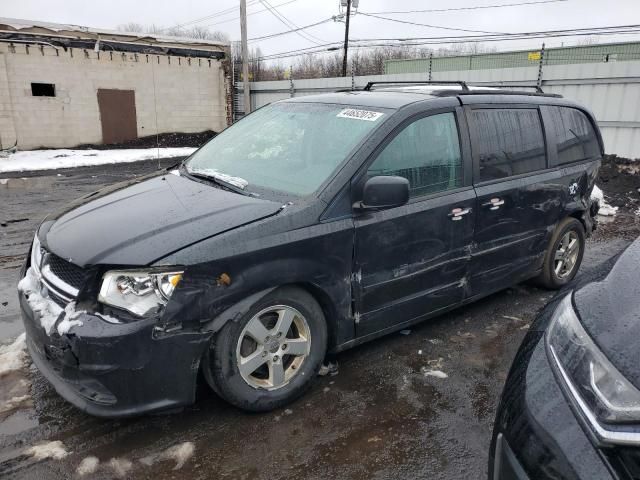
left=186, top=102, right=386, bottom=196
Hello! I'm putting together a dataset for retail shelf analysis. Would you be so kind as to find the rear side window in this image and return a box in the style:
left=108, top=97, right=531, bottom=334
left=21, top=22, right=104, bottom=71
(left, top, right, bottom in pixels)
left=367, top=112, right=462, bottom=197
left=547, top=106, right=600, bottom=164
left=471, top=109, right=546, bottom=182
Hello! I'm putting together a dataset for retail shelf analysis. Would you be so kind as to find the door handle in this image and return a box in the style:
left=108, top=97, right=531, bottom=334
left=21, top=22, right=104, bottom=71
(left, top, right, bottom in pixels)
left=482, top=197, right=505, bottom=210
left=448, top=207, right=472, bottom=221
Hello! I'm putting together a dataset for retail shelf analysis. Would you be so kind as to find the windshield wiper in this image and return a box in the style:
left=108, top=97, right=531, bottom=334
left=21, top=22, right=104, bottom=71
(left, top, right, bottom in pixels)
left=184, top=167, right=254, bottom=197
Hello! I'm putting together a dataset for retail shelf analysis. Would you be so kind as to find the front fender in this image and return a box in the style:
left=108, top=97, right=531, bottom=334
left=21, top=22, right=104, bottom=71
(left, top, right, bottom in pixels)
left=159, top=255, right=354, bottom=347
left=200, top=287, right=276, bottom=334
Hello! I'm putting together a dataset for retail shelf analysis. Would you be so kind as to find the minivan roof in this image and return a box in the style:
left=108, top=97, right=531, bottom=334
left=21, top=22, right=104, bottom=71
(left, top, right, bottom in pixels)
left=282, top=87, right=582, bottom=111
left=284, top=90, right=430, bottom=109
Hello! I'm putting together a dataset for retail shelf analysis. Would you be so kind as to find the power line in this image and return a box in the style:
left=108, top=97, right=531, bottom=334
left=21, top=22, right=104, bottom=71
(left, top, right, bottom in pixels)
left=362, top=0, right=568, bottom=16
left=248, top=16, right=336, bottom=42
left=259, top=0, right=326, bottom=45
left=201, top=0, right=302, bottom=28
left=357, top=12, right=509, bottom=35
left=245, top=5, right=517, bottom=49
left=158, top=0, right=262, bottom=32
left=352, top=30, right=640, bottom=47
left=252, top=24, right=640, bottom=61
left=352, top=24, right=640, bottom=43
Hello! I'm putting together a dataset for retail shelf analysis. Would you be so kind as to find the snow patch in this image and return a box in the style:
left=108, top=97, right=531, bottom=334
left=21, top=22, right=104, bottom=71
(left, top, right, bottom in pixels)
left=422, top=369, right=448, bottom=379
left=0, top=333, right=27, bottom=377
left=108, top=458, right=133, bottom=478
left=95, top=312, right=123, bottom=324
left=25, top=440, right=69, bottom=460
left=0, top=395, right=32, bottom=415
left=0, top=148, right=196, bottom=173
left=76, top=456, right=99, bottom=476
left=421, top=358, right=447, bottom=378
left=18, top=268, right=88, bottom=335
left=18, top=268, right=63, bottom=335
left=140, top=442, right=195, bottom=470
left=56, top=318, right=83, bottom=335
left=56, top=302, right=86, bottom=335
left=591, top=185, right=618, bottom=217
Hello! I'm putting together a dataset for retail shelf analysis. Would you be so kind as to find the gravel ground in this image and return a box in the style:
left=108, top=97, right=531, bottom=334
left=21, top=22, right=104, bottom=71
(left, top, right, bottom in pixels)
left=0, top=157, right=638, bottom=479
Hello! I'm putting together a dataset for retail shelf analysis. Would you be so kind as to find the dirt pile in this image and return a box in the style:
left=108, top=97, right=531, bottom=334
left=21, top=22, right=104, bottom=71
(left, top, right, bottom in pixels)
left=595, top=156, right=640, bottom=241
left=73, top=131, right=217, bottom=150
left=599, top=155, right=640, bottom=211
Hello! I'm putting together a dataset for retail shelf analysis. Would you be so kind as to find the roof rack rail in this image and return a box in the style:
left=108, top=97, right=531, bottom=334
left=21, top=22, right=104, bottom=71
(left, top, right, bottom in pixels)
left=468, top=83, right=545, bottom=93
left=363, top=80, right=469, bottom=91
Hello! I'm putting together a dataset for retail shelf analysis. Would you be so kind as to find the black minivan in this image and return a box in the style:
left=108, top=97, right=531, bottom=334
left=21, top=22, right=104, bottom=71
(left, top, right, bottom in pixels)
left=18, top=82, right=603, bottom=417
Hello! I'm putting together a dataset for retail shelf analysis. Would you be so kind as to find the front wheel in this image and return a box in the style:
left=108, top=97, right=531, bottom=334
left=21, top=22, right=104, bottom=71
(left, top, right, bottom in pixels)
left=536, top=217, right=585, bottom=289
left=203, top=287, right=327, bottom=412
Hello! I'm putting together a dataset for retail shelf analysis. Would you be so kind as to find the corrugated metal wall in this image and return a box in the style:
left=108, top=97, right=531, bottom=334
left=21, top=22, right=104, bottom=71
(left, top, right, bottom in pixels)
left=384, top=42, right=640, bottom=74
left=247, top=54, right=640, bottom=159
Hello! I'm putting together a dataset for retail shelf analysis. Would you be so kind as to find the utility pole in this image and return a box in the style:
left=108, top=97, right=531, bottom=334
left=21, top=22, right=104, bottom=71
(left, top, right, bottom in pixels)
left=341, top=0, right=351, bottom=77
left=240, top=0, right=251, bottom=115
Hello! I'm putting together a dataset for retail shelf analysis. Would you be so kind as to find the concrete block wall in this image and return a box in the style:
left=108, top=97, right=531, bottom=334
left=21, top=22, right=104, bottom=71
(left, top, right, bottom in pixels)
left=0, top=53, right=17, bottom=149
left=0, top=43, right=229, bottom=150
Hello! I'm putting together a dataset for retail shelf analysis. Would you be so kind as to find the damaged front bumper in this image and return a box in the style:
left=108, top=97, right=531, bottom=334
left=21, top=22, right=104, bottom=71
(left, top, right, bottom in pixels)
left=19, top=290, right=212, bottom=418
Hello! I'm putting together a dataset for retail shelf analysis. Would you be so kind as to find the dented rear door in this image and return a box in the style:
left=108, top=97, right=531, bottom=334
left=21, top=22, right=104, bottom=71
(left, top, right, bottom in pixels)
left=465, top=104, right=551, bottom=295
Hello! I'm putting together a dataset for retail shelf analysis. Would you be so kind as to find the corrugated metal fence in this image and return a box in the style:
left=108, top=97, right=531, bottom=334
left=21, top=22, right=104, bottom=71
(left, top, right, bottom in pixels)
left=240, top=48, right=640, bottom=159
left=385, top=42, right=640, bottom=74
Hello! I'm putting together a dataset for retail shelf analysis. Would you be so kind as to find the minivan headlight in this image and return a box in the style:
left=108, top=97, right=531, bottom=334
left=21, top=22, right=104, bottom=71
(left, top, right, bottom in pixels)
left=99, top=270, right=183, bottom=317
left=547, top=294, right=640, bottom=425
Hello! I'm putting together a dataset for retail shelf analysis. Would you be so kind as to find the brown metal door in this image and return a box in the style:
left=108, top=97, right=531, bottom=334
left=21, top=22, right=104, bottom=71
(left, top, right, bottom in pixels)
left=97, top=89, right=137, bottom=144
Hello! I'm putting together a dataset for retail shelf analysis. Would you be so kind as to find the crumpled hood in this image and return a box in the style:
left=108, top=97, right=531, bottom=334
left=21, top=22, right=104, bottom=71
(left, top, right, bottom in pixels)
left=574, top=237, right=640, bottom=389
left=39, top=172, right=282, bottom=266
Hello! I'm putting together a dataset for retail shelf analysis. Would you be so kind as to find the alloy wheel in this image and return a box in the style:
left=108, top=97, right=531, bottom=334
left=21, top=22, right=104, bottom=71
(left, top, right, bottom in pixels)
left=236, top=305, right=311, bottom=390
left=554, top=230, right=580, bottom=279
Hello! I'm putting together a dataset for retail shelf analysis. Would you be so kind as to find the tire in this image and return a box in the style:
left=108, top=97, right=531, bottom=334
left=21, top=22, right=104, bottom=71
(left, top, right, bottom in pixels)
left=203, top=286, right=327, bottom=412
left=536, top=217, right=586, bottom=289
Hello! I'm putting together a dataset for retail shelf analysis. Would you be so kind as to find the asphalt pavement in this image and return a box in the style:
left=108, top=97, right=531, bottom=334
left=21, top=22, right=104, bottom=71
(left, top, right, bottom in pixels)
left=0, top=160, right=637, bottom=479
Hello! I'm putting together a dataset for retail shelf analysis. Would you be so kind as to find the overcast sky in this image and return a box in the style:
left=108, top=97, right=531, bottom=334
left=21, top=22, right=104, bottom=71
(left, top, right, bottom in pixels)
left=3, top=0, right=640, bottom=59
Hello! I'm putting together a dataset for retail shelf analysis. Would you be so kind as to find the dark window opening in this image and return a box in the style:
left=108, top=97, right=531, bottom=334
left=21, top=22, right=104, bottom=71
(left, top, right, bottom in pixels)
left=367, top=112, right=463, bottom=198
left=472, top=108, right=546, bottom=182
left=31, top=83, right=56, bottom=97
left=546, top=106, right=600, bottom=165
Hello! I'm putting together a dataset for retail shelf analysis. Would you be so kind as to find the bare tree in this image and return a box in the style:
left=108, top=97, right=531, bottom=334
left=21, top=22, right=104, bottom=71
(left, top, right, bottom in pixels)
left=187, top=25, right=229, bottom=42
left=116, top=22, right=146, bottom=34
left=115, top=23, right=228, bottom=42
left=577, top=37, right=600, bottom=46
left=230, top=42, right=501, bottom=80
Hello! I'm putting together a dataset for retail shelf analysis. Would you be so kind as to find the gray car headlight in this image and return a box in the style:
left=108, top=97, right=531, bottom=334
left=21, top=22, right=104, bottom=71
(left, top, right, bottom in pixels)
left=98, top=270, right=183, bottom=317
left=547, top=294, right=640, bottom=426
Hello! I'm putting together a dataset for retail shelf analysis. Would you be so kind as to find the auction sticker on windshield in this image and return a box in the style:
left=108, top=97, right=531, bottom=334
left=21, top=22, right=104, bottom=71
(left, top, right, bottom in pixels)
left=337, top=109, right=384, bottom=121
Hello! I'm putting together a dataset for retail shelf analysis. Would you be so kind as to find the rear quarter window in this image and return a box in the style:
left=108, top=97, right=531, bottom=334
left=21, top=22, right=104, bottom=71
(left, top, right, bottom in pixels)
left=471, top=108, right=546, bottom=182
left=545, top=106, right=601, bottom=165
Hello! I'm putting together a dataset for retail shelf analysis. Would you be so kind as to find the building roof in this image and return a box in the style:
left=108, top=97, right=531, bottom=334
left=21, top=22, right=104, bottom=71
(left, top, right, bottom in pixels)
left=0, top=17, right=229, bottom=58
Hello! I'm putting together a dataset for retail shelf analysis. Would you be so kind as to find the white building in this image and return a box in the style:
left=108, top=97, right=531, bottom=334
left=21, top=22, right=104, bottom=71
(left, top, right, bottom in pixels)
left=0, top=18, right=232, bottom=150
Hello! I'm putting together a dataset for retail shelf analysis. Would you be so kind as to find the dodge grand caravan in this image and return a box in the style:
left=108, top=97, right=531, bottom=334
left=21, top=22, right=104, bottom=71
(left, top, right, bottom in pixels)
left=18, top=81, right=603, bottom=417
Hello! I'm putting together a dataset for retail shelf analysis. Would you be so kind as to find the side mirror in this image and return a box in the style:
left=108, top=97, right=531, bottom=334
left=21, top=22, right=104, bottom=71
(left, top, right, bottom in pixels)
left=356, top=176, right=409, bottom=211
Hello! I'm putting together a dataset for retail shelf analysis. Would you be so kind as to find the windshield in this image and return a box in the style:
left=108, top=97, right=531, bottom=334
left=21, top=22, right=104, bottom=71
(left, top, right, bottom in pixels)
left=185, top=102, right=387, bottom=196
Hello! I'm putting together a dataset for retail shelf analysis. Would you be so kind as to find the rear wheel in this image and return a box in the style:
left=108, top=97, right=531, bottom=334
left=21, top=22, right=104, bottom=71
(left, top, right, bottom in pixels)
left=536, top=217, right=585, bottom=289
left=203, top=287, right=327, bottom=411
